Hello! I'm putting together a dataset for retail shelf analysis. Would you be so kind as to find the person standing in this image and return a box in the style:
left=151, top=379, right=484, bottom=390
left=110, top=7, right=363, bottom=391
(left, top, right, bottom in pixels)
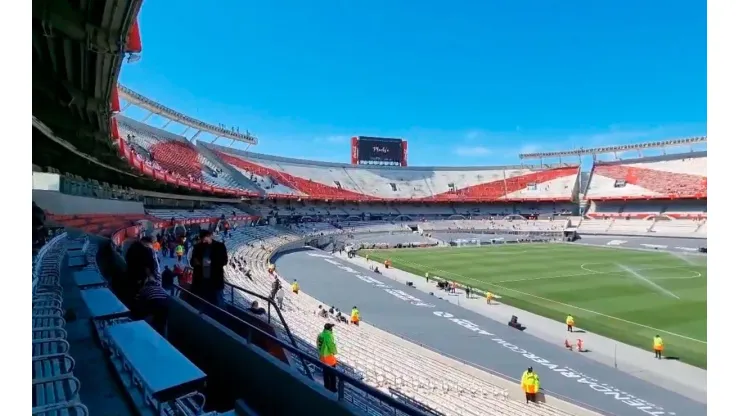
left=190, top=230, right=228, bottom=306
left=317, top=323, right=338, bottom=392
left=653, top=335, right=664, bottom=359
left=520, top=367, right=540, bottom=404
left=350, top=306, right=360, bottom=326
left=291, top=279, right=300, bottom=295
left=269, top=275, right=282, bottom=300
left=566, top=314, right=575, bottom=333
left=275, top=286, right=285, bottom=310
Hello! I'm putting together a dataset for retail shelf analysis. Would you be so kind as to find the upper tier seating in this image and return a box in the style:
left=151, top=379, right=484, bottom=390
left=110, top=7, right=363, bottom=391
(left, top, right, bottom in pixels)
left=116, top=116, right=246, bottom=191
left=221, top=227, right=577, bottom=416
left=585, top=153, right=706, bottom=200
left=204, top=143, right=579, bottom=201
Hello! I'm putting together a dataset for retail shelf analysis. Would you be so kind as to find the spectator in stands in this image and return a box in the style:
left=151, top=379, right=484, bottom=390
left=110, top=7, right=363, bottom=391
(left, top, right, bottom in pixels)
left=269, top=275, right=282, bottom=300
left=118, top=236, right=160, bottom=309
left=275, top=286, right=285, bottom=310
left=248, top=300, right=266, bottom=315
left=190, top=230, right=228, bottom=306
left=161, top=265, right=175, bottom=292
left=134, top=273, right=170, bottom=335
left=32, top=202, right=47, bottom=248
left=316, top=323, right=338, bottom=392
left=317, top=305, right=329, bottom=318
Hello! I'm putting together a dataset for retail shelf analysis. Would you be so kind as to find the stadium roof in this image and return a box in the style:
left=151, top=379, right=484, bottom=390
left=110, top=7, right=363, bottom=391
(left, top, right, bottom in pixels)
left=118, top=85, right=258, bottom=145
left=519, top=136, right=707, bottom=160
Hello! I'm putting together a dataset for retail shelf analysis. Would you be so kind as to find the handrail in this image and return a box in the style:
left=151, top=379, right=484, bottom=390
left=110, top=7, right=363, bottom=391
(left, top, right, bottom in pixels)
left=32, top=232, right=68, bottom=294
left=222, top=281, right=313, bottom=378
left=172, top=284, right=429, bottom=416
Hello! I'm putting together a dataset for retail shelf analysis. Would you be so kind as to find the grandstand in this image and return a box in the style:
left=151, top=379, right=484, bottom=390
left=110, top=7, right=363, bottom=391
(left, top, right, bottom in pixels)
left=31, top=2, right=707, bottom=415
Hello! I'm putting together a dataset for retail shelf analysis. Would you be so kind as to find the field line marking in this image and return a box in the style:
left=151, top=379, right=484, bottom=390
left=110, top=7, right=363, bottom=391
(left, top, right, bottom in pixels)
left=385, top=257, right=707, bottom=345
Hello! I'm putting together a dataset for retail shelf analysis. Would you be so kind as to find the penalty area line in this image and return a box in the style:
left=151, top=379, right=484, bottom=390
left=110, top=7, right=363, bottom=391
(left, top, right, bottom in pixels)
left=388, top=257, right=707, bottom=345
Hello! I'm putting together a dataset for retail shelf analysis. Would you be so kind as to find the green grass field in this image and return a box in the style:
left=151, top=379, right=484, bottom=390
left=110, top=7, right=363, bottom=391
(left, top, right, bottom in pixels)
left=361, top=243, right=707, bottom=368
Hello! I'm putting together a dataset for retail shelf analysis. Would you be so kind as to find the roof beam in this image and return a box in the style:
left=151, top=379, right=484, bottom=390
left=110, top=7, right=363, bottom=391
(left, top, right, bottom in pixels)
left=32, top=0, right=121, bottom=54
left=519, top=136, right=707, bottom=160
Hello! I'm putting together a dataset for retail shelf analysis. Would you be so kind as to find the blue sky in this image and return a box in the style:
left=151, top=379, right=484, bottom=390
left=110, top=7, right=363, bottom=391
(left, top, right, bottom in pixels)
left=119, top=0, right=707, bottom=166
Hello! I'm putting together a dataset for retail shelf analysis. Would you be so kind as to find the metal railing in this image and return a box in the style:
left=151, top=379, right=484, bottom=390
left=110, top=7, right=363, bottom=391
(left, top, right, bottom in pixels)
left=221, top=281, right=312, bottom=377
left=172, top=284, right=429, bottom=416
left=32, top=232, right=68, bottom=294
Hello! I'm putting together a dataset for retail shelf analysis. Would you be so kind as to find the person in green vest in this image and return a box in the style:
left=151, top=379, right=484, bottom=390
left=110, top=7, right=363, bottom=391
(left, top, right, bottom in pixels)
left=317, top=323, right=338, bottom=392
left=175, top=244, right=185, bottom=263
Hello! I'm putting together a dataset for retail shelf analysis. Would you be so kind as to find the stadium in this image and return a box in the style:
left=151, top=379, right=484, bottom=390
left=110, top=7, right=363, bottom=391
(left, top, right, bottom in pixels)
left=30, top=3, right=707, bottom=416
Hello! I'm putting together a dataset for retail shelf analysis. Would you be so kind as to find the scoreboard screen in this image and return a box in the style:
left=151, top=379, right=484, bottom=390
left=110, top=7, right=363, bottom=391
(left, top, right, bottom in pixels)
left=357, top=136, right=403, bottom=163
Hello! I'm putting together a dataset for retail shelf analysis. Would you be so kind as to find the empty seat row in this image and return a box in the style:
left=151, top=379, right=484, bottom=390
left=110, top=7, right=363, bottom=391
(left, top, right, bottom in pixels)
left=32, top=233, right=89, bottom=416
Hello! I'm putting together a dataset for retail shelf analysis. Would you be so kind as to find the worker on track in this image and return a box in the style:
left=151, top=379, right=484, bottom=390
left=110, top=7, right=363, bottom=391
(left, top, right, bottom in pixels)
left=520, top=366, right=540, bottom=403
left=653, top=335, right=664, bottom=359
left=351, top=306, right=361, bottom=326
left=566, top=314, right=575, bottom=332
left=317, top=323, right=338, bottom=392
left=486, top=291, right=494, bottom=305
left=425, top=272, right=429, bottom=282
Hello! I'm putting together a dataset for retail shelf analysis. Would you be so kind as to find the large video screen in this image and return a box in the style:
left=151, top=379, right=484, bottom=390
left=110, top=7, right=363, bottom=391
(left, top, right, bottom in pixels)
left=357, top=137, right=403, bottom=163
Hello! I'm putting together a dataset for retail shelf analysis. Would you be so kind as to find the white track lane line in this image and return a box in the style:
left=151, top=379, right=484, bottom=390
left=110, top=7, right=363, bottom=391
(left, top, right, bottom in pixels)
left=387, top=257, right=707, bottom=345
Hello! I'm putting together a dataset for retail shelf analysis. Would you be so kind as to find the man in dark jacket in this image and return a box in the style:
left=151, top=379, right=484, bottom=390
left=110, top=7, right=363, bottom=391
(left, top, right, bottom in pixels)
left=190, top=230, right=228, bottom=306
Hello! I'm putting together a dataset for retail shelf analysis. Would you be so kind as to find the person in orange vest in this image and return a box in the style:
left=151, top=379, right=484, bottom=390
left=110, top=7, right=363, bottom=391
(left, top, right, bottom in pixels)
left=577, top=339, right=584, bottom=352
left=317, top=323, right=338, bottom=392
left=520, top=367, right=540, bottom=404
left=384, top=259, right=390, bottom=269
left=653, top=335, right=664, bottom=359
left=566, top=314, right=575, bottom=332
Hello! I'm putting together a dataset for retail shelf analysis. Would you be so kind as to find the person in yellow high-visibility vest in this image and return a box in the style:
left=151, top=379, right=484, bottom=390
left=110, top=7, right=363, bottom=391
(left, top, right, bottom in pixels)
left=425, top=272, right=429, bottom=283
left=653, top=335, right=664, bottom=359
left=486, top=291, right=494, bottom=305
left=175, top=244, right=185, bottom=263
left=317, top=323, right=338, bottom=392
left=350, top=306, right=361, bottom=326
left=291, top=279, right=300, bottom=294
left=521, top=366, right=540, bottom=403
left=566, top=314, right=575, bottom=332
